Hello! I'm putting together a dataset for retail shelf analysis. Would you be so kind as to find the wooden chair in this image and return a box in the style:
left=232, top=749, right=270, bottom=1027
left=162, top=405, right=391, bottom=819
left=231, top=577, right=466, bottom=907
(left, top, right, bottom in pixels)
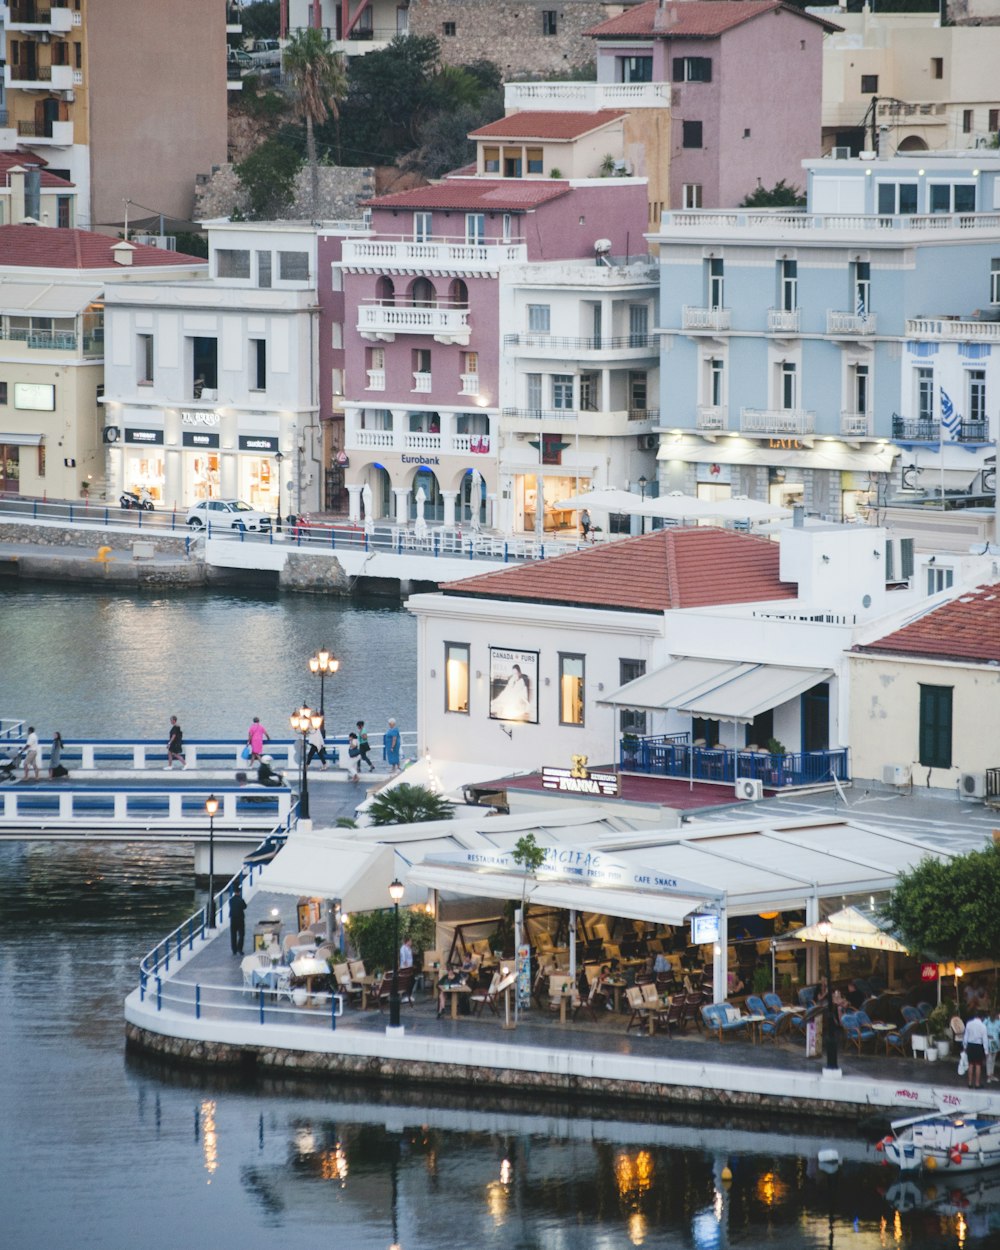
left=682, top=993, right=705, bottom=1033
left=625, top=985, right=650, bottom=1033
left=471, top=971, right=501, bottom=1016
left=573, top=978, right=601, bottom=1023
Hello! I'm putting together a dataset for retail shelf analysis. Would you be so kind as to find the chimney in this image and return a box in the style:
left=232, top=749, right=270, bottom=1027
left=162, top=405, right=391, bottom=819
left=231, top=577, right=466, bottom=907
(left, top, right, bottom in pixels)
left=792, top=504, right=805, bottom=528
left=8, top=165, right=26, bottom=225
left=111, top=241, right=135, bottom=266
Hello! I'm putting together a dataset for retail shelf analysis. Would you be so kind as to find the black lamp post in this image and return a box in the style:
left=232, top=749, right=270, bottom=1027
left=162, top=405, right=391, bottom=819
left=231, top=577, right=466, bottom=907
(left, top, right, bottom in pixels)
left=205, top=793, right=219, bottom=928
left=638, top=474, right=648, bottom=501
left=389, top=876, right=405, bottom=1029
left=819, top=918, right=840, bottom=1075
left=274, top=449, right=284, bottom=533
left=289, top=704, right=322, bottom=821
left=308, top=646, right=339, bottom=722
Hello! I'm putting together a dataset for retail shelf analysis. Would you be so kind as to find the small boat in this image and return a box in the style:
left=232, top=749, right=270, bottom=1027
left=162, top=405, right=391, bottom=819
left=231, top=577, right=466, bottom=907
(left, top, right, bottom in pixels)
left=879, top=1110, right=1000, bottom=1173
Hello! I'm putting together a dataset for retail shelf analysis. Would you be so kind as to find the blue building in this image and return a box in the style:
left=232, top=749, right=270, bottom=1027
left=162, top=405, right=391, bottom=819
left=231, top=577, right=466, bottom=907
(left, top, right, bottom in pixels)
left=651, top=152, right=1000, bottom=520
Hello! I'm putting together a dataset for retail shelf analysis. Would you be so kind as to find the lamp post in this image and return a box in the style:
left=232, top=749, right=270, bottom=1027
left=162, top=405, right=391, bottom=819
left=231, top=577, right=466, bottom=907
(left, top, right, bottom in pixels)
left=638, top=474, right=648, bottom=535
left=205, top=793, right=219, bottom=928
left=389, top=876, right=405, bottom=1030
left=818, top=918, right=840, bottom=1076
left=289, top=703, right=322, bottom=821
left=308, top=646, right=339, bottom=722
left=274, top=449, right=284, bottom=533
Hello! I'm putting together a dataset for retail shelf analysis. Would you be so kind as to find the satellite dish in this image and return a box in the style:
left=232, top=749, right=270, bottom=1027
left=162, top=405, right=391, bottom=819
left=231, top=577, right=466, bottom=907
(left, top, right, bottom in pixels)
left=594, top=238, right=612, bottom=254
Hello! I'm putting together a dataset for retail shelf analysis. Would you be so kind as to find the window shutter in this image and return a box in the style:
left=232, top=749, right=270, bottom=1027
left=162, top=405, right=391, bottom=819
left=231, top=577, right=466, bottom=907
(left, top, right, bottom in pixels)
left=673, top=57, right=683, bottom=81
left=884, top=541, right=894, bottom=581
left=900, top=538, right=915, bottom=579
left=701, top=58, right=712, bottom=82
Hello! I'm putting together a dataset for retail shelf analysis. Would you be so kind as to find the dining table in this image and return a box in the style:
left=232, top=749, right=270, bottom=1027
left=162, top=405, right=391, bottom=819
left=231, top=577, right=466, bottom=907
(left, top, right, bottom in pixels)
left=291, top=956, right=330, bottom=1006
left=439, top=983, right=472, bottom=1020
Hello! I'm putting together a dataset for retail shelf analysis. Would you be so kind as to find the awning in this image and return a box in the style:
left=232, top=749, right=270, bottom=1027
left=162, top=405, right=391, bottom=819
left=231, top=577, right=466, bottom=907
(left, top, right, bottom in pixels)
left=261, top=832, right=424, bottom=911
left=0, top=432, right=43, bottom=446
left=600, top=658, right=832, bottom=723
left=0, top=280, right=102, bottom=317
left=657, top=441, right=898, bottom=474
left=788, top=905, right=909, bottom=954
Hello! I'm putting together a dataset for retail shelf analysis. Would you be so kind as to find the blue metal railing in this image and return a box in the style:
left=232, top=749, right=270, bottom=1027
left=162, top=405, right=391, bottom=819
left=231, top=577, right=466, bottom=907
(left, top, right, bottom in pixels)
left=620, top=734, right=850, bottom=787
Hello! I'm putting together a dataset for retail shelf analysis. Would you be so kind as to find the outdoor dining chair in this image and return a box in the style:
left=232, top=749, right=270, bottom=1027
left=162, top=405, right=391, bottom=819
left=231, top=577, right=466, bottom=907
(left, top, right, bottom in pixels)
left=471, top=971, right=501, bottom=1016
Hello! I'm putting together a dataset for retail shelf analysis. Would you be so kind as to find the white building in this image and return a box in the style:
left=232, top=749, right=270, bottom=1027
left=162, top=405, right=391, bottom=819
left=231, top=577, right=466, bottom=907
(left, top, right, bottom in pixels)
left=102, top=222, right=321, bottom=514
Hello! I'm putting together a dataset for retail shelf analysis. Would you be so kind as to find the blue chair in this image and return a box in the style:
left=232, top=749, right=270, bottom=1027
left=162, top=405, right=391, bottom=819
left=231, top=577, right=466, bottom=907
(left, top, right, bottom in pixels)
left=917, top=1002, right=933, bottom=1019
left=798, top=985, right=817, bottom=1008
left=791, top=1002, right=824, bottom=1036
left=745, top=994, right=769, bottom=1019
left=701, top=1002, right=750, bottom=1042
left=884, top=1019, right=918, bottom=1057
left=759, top=1009, right=793, bottom=1044
left=901, top=1005, right=922, bottom=1026
left=763, top=992, right=791, bottom=1019
left=843, top=1010, right=876, bottom=1053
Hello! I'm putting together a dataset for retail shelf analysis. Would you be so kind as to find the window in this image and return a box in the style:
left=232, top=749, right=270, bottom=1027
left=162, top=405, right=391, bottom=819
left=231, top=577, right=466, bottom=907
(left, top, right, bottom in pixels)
left=442, top=20, right=456, bottom=35
left=877, top=182, right=918, bottom=215
left=462, top=351, right=479, bottom=376
left=963, top=109, right=973, bottom=134
left=682, top=120, right=703, bottom=149
left=137, top=334, right=154, bottom=384
left=542, top=10, right=557, bottom=35
left=859, top=73, right=878, bottom=93
left=619, top=659, right=647, bottom=735
left=968, top=369, right=986, bottom=425
left=367, top=346, right=385, bottom=370
left=74, top=40, right=82, bottom=69
left=927, top=566, right=954, bottom=595
left=413, top=347, right=431, bottom=375
left=331, top=368, right=343, bottom=396
left=257, top=251, right=272, bottom=288
left=192, top=337, right=218, bottom=392
left=444, top=642, right=470, bottom=714
left=483, top=146, right=500, bottom=173
left=37, top=444, right=45, bottom=477
left=552, top=375, right=574, bottom=409
left=503, top=150, right=522, bottom=178
left=330, top=322, right=343, bottom=349
left=682, top=183, right=702, bottom=209
left=250, top=338, right=266, bottom=391
left=579, top=373, right=597, bottom=411
left=708, top=257, right=724, bottom=309
left=526, top=373, right=542, bottom=412
left=673, top=57, right=712, bottom=82
left=931, top=57, right=943, bottom=79
left=854, top=260, right=870, bottom=315
left=779, top=258, right=798, bottom=311
left=501, top=213, right=513, bottom=240
left=628, top=303, right=648, bottom=346
left=526, top=147, right=543, bottom=174
left=57, top=196, right=71, bottom=228
left=780, top=361, right=797, bottom=409
left=629, top=370, right=647, bottom=411
left=853, top=362, right=869, bottom=415
left=466, top=213, right=485, bottom=244
left=621, top=55, right=653, bottom=83
left=527, top=304, right=551, bottom=333
left=745, top=708, right=772, bottom=749
left=916, top=366, right=934, bottom=422
left=929, top=183, right=976, bottom=214
left=918, top=684, right=952, bottom=769
left=413, top=211, right=432, bottom=241
left=216, top=248, right=251, bottom=279
left=558, top=654, right=585, bottom=726
left=278, top=251, right=309, bottom=281
left=0, top=382, right=6, bottom=404
left=992, top=258, right=1000, bottom=305
left=692, top=717, right=720, bottom=747
left=411, top=277, right=435, bottom=307
left=990, top=108, right=1000, bottom=132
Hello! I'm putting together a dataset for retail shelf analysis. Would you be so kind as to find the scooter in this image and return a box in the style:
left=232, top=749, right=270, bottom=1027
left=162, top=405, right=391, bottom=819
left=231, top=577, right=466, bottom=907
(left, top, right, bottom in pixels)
left=119, top=487, right=155, bottom=511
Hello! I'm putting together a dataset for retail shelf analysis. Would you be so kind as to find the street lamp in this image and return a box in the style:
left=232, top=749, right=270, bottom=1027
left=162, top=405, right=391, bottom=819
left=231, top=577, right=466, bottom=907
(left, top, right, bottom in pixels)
left=308, top=646, right=339, bottom=722
left=289, top=703, right=323, bottom=821
left=274, top=449, right=284, bottom=533
left=638, top=474, right=648, bottom=501
left=388, top=876, right=405, bottom=1030
left=818, top=918, right=840, bottom=1076
left=205, top=793, right=219, bottom=928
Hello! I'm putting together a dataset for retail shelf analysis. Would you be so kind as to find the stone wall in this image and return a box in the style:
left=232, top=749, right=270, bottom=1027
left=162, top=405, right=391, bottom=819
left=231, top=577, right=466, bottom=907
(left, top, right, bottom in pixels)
left=194, top=163, right=374, bottom=222
left=0, top=522, right=192, bottom=555
left=278, top=550, right=351, bottom=594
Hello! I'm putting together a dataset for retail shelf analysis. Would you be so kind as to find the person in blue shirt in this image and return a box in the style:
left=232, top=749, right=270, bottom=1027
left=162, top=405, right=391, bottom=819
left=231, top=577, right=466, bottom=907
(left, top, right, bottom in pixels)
left=384, top=718, right=401, bottom=774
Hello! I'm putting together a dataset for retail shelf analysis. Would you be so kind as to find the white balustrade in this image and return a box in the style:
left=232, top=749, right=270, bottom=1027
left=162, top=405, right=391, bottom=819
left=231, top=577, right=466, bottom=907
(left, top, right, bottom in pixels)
left=354, top=428, right=396, bottom=449
left=827, top=310, right=877, bottom=335
left=366, top=369, right=386, bottom=390
left=840, top=411, right=872, bottom=437
left=358, top=304, right=471, bottom=340
left=342, top=238, right=526, bottom=272
left=696, top=405, right=728, bottom=430
left=404, top=432, right=442, bottom=451
left=767, top=308, right=801, bottom=333
left=459, top=373, right=480, bottom=395
left=504, top=81, right=671, bottom=110
left=682, top=307, right=731, bottom=331
left=740, top=408, right=816, bottom=435
left=905, top=317, right=1000, bottom=341
left=412, top=372, right=432, bottom=393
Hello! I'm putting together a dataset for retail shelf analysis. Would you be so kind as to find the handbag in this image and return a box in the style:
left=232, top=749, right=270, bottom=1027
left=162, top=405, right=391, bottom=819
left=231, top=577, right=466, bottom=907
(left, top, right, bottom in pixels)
left=958, top=1050, right=969, bottom=1076
left=348, top=746, right=360, bottom=758
left=241, top=745, right=251, bottom=761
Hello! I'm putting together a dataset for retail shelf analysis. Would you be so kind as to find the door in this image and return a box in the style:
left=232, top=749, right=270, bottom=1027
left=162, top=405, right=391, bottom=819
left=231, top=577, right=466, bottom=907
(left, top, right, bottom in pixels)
left=801, top=682, right=829, bottom=752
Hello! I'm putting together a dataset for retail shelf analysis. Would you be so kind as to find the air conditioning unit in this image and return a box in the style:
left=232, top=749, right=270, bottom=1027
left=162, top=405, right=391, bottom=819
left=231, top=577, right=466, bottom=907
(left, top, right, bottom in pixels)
left=638, top=433, right=658, bottom=450
left=735, top=777, right=763, bottom=801
left=883, top=763, right=912, bottom=787
left=831, top=146, right=852, bottom=159
left=959, top=772, right=986, bottom=799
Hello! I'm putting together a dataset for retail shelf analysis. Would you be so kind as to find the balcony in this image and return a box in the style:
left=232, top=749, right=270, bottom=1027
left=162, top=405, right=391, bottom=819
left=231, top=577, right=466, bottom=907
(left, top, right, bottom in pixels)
left=226, top=2, right=243, bottom=32
left=740, top=408, right=816, bottom=436
left=892, top=414, right=988, bottom=443
left=452, top=432, right=491, bottom=454
left=501, top=332, right=654, bottom=358
left=840, top=411, right=872, bottom=438
left=358, top=302, right=471, bottom=345
left=459, top=373, right=479, bottom=395
left=501, top=407, right=659, bottom=436
left=412, top=372, right=432, bottom=393
left=827, top=310, right=877, bottom=336
left=660, top=209, right=1000, bottom=239
left=365, top=369, right=385, bottom=391
left=767, top=308, right=801, bottom=334
left=905, top=317, right=1000, bottom=342
left=354, top=428, right=395, bottom=450
left=0, top=324, right=102, bottom=355
left=349, top=427, right=492, bottom=456
left=696, top=405, right=728, bottom=431
left=505, top=81, right=671, bottom=112
left=682, top=307, right=731, bottom=332
left=15, top=118, right=73, bottom=145
left=341, top=237, right=526, bottom=275
left=619, top=734, right=849, bottom=788
left=7, top=2, right=73, bottom=32
left=5, top=62, right=73, bottom=90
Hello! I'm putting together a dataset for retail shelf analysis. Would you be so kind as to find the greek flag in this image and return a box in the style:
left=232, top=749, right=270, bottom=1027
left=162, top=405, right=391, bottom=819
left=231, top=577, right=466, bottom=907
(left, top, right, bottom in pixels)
left=856, top=287, right=866, bottom=318
left=940, top=389, right=961, bottom=440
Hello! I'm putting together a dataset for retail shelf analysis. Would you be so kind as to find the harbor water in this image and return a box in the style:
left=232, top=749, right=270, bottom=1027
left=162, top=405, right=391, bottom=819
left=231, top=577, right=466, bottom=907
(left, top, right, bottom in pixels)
left=0, top=586, right=994, bottom=1246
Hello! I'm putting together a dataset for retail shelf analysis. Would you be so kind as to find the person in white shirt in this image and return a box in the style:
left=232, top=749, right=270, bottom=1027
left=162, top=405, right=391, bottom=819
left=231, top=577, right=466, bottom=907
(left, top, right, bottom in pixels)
left=964, top=1011, right=989, bottom=1089
left=23, top=726, right=39, bottom=781
left=399, top=937, right=414, bottom=970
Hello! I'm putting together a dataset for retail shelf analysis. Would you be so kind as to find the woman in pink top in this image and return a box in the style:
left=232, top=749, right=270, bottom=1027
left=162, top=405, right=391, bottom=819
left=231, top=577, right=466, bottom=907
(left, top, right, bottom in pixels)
left=247, top=717, right=270, bottom=763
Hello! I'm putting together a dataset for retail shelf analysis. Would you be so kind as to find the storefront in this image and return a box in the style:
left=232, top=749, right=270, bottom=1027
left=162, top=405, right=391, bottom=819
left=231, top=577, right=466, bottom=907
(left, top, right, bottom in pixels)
left=182, top=430, right=220, bottom=502
left=516, top=472, right=592, bottom=535
left=237, top=435, right=280, bottom=513
left=122, top=427, right=166, bottom=503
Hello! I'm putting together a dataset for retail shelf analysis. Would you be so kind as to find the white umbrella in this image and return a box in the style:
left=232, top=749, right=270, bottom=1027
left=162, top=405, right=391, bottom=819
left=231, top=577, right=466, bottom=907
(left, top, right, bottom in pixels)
left=361, top=482, right=374, bottom=536
left=414, top=485, right=428, bottom=538
left=706, top=497, right=793, bottom=522
left=469, top=469, right=483, bottom=530
left=553, top=487, right=647, bottom=513
left=635, top=492, right=718, bottom=521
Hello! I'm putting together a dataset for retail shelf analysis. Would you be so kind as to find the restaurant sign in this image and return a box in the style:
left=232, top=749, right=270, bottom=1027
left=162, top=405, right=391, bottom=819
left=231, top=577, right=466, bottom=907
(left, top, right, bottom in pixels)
left=181, top=410, right=221, bottom=426
left=920, top=962, right=939, bottom=982
left=542, top=757, right=619, bottom=798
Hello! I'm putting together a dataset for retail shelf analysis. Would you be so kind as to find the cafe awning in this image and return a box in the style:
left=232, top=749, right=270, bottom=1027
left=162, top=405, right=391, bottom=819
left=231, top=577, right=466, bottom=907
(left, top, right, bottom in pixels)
left=788, top=905, right=909, bottom=954
left=657, top=441, right=898, bottom=474
left=262, top=832, right=423, bottom=911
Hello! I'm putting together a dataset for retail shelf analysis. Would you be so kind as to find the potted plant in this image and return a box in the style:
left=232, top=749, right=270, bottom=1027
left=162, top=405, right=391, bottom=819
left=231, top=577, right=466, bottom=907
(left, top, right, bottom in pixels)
left=752, top=966, right=771, bottom=996
left=926, top=1001, right=955, bottom=1061
left=766, top=737, right=787, bottom=757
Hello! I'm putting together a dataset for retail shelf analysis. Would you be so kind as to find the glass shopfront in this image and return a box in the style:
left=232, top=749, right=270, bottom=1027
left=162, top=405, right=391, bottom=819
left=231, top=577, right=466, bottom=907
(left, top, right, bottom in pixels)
left=0, top=443, right=21, bottom=494
left=123, top=428, right=165, bottom=503
left=517, top=472, right=591, bottom=534
left=183, top=431, right=220, bottom=502
left=237, top=435, right=280, bottom=513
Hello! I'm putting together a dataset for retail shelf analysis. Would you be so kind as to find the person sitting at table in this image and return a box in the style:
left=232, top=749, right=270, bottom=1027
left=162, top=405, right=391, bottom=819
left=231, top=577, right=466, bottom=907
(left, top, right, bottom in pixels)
left=845, top=979, right=865, bottom=1010
left=727, top=969, right=745, bottom=997
left=436, top=963, right=469, bottom=1017
left=831, top=988, right=850, bottom=1021
left=595, top=965, right=614, bottom=1011
left=814, top=976, right=830, bottom=1007
left=257, top=755, right=283, bottom=787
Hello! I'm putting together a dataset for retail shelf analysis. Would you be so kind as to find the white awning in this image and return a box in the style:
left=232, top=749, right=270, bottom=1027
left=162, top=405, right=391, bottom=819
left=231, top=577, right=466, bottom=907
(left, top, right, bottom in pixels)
left=0, top=280, right=102, bottom=317
left=261, top=832, right=423, bottom=911
left=658, top=441, right=898, bottom=474
left=0, top=432, right=43, bottom=446
left=600, top=658, right=832, bottom=723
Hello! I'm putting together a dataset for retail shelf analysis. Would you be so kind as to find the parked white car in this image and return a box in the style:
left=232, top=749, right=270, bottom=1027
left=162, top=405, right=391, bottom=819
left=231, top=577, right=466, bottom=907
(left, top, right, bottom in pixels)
left=186, top=499, right=272, bottom=531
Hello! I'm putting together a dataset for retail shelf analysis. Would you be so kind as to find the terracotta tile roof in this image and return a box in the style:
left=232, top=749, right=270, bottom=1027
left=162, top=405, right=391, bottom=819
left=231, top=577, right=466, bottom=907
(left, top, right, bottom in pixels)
left=469, top=110, right=628, bottom=141
left=853, top=584, right=1000, bottom=664
left=0, top=150, right=74, bottom=188
left=441, top=528, right=796, bottom=612
left=365, top=178, right=570, bottom=213
left=0, top=225, right=207, bottom=270
left=585, top=0, right=841, bottom=39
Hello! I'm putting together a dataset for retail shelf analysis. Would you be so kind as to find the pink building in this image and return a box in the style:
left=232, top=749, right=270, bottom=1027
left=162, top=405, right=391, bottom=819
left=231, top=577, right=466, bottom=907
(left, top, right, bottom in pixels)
left=338, top=174, right=647, bottom=528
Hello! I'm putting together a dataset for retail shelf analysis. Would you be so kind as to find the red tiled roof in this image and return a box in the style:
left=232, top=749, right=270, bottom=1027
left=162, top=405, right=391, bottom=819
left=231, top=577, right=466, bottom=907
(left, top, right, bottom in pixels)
left=585, top=0, right=841, bottom=39
left=441, top=528, right=796, bottom=612
left=469, top=110, right=628, bottom=141
left=853, top=584, right=1000, bottom=664
left=365, top=178, right=570, bottom=212
left=0, top=225, right=207, bottom=270
left=0, top=150, right=74, bottom=189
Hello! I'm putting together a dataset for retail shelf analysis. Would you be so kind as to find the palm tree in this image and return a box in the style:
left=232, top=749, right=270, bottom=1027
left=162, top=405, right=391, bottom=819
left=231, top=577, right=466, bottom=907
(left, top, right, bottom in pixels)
left=282, top=27, right=347, bottom=217
left=367, top=783, right=454, bottom=826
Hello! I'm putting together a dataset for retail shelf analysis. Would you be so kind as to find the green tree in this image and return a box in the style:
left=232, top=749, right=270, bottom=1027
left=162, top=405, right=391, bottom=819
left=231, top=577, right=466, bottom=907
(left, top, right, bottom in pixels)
left=512, top=832, right=547, bottom=917
left=334, top=35, right=443, bottom=165
left=345, top=906, right=435, bottom=972
left=404, top=90, right=504, bottom=179
left=173, top=231, right=208, bottom=258
left=235, top=138, right=302, bottom=219
left=240, top=0, right=280, bottom=43
left=739, top=179, right=806, bottom=208
left=881, top=844, right=1000, bottom=961
left=367, top=783, right=454, bottom=826
left=283, top=27, right=348, bottom=215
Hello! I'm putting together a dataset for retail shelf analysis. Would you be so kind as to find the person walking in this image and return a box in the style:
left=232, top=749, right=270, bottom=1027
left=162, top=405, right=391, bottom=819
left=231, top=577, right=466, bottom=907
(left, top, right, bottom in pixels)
left=247, top=716, right=270, bottom=764
left=23, top=726, right=40, bottom=781
left=306, top=723, right=328, bottom=770
left=384, top=718, right=401, bottom=774
left=356, top=721, right=375, bottom=773
left=986, top=1008, right=1000, bottom=1085
left=165, top=716, right=186, bottom=769
left=48, top=732, right=68, bottom=780
left=964, top=1010, right=989, bottom=1090
left=399, top=936, right=414, bottom=970
left=229, top=884, right=247, bottom=956
left=580, top=508, right=592, bottom=541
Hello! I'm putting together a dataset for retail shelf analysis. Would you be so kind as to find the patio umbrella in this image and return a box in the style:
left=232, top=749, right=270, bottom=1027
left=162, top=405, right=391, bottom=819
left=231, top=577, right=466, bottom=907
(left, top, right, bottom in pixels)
left=788, top=906, right=909, bottom=954
left=705, top=497, right=793, bottom=523
left=414, top=485, right=428, bottom=539
left=635, top=493, right=718, bottom=522
left=361, top=482, right=374, bottom=536
left=553, top=487, right=646, bottom=513
left=469, top=469, right=483, bottom=530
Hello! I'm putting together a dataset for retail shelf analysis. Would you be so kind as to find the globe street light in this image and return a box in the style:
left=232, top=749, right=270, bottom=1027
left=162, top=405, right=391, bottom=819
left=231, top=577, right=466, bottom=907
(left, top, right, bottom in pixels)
left=205, top=793, right=219, bottom=928
left=389, top=876, right=405, bottom=1030
left=308, top=647, right=339, bottom=722
left=290, top=704, right=323, bottom=821
left=274, top=449, right=284, bottom=533
left=818, top=918, right=840, bottom=1076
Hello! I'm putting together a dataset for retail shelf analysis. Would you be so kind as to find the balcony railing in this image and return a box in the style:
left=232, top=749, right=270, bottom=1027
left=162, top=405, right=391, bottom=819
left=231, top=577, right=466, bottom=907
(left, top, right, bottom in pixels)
left=767, top=308, right=801, bottom=334
left=502, top=333, right=653, bottom=352
left=504, top=81, right=671, bottom=111
left=501, top=407, right=659, bottom=427
left=892, top=414, right=988, bottom=443
left=459, top=373, right=479, bottom=395
left=354, top=429, right=395, bottom=449
left=0, top=326, right=101, bottom=353
left=404, top=432, right=441, bottom=451
left=365, top=369, right=385, bottom=390
left=840, top=411, right=872, bottom=437
left=827, top=310, right=877, bottom=335
left=682, top=307, right=731, bottom=331
left=7, top=63, right=73, bottom=89
left=661, top=210, right=1000, bottom=235
left=619, top=734, right=850, bottom=788
left=342, top=238, right=526, bottom=273
left=8, top=1, right=72, bottom=30
left=350, top=428, right=492, bottom=455
left=451, top=433, right=491, bottom=454
left=741, top=408, right=816, bottom=435
left=696, top=405, right=728, bottom=430
left=412, top=372, right=432, bottom=393
left=358, top=303, right=470, bottom=342
left=905, top=317, right=1000, bottom=342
